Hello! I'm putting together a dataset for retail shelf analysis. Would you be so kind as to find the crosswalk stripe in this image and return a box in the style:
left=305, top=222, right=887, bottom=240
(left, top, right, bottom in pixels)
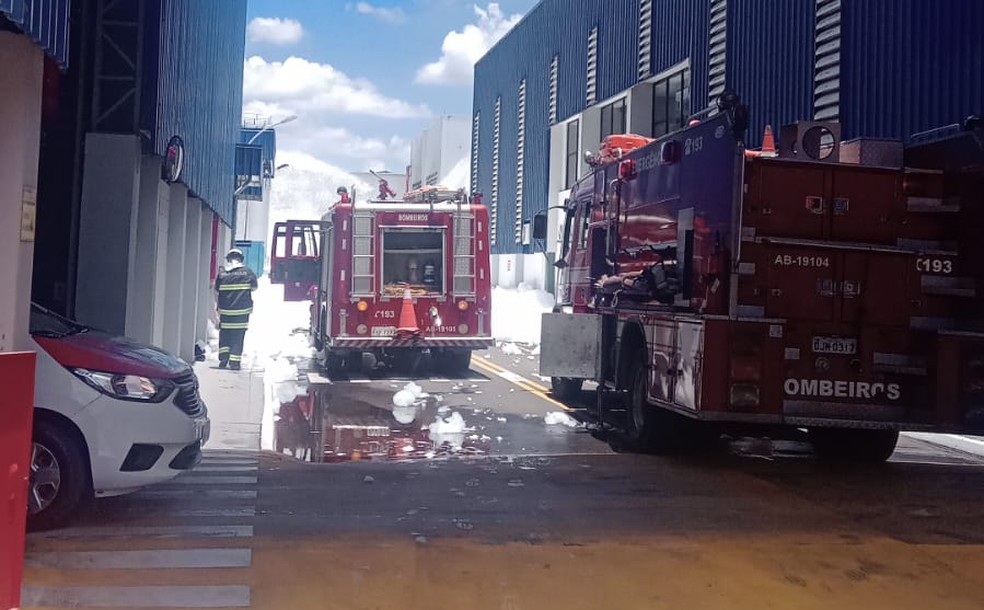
left=171, top=475, right=258, bottom=485
left=25, top=548, right=252, bottom=570
left=199, top=459, right=258, bottom=467
left=137, top=489, right=257, bottom=500
left=193, top=465, right=258, bottom=473
left=28, top=525, right=254, bottom=540
left=21, top=585, right=251, bottom=608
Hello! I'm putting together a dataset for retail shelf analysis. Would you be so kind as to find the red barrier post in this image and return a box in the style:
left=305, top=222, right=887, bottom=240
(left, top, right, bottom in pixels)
left=0, top=352, right=36, bottom=610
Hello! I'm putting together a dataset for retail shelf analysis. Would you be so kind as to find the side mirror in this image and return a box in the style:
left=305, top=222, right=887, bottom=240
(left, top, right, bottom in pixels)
left=532, top=213, right=548, bottom=240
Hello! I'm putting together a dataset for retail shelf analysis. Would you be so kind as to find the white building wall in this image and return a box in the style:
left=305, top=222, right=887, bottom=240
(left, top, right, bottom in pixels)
left=409, top=116, right=471, bottom=190
left=0, top=32, right=43, bottom=352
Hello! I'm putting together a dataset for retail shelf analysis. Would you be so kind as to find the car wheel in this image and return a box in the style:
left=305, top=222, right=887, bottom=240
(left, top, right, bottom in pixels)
left=27, top=419, right=91, bottom=531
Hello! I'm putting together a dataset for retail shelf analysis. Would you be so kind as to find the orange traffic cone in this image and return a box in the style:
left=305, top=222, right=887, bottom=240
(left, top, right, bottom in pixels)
left=396, top=288, right=419, bottom=334
left=761, top=124, right=776, bottom=156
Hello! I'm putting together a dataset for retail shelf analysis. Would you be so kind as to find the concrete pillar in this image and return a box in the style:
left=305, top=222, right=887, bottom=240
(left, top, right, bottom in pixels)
left=151, top=184, right=171, bottom=347
left=127, top=155, right=169, bottom=344
left=0, top=33, right=43, bottom=352
left=75, top=133, right=141, bottom=336
left=163, top=184, right=187, bottom=357
left=180, top=199, right=203, bottom=362
left=197, top=208, right=215, bottom=345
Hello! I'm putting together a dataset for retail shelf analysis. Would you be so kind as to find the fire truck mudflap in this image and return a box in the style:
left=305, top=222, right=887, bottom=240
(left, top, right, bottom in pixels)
left=539, top=312, right=603, bottom=380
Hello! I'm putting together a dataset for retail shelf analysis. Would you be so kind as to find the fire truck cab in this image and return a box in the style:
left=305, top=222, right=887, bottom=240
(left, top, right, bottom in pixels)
left=312, top=187, right=494, bottom=373
left=540, top=94, right=984, bottom=460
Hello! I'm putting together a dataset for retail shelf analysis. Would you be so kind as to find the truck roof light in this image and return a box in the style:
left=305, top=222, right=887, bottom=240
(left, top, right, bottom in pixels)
left=618, top=159, right=637, bottom=180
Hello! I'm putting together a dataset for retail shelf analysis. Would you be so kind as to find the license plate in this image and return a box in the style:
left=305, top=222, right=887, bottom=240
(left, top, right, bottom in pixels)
left=812, top=336, right=857, bottom=355
left=194, top=417, right=210, bottom=444
left=371, top=326, right=396, bottom=337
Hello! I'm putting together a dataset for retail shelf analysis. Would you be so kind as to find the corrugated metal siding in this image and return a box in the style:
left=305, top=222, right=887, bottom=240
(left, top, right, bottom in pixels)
left=726, top=0, right=815, bottom=147
left=840, top=0, right=984, bottom=141
left=0, top=0, right=70, bottom=65
left=650, top=0, right=709, bottom=109
left=150, top=0, right=247, bottom=225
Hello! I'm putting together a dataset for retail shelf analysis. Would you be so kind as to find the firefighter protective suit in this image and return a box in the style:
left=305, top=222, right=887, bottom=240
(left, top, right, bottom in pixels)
left=214, top=254, right=258, bottom=369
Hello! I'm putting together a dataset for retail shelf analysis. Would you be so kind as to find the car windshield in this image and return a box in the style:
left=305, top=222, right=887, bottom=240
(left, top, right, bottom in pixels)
left=29, top=304, right=89, bottom=338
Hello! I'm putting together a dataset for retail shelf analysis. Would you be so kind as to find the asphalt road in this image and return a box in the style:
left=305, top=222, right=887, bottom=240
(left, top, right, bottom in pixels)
left=20, top=344, right=984, bottom=610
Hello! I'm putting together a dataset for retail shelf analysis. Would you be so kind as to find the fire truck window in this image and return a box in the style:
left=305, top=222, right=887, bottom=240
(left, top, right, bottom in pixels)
left=381, top=229, right=445, bottom=296
left=577, top=200, right=591, bottom=248
left=273, top=226, right=287, bottom=258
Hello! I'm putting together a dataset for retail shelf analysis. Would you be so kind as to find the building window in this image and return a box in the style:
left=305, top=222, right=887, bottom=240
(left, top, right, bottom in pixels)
left=586, top=26, right=598, bottom=105
left=638, top=0, right=653, bottom=79
left=708, top=0, right=728, bottom=103
left=491, top=97, right=501, bottom=245
left=549, top=55, right=559, bottom=126
left=600, top=98, right=627, bottom=140
left=516, top=78, right=526, bottom=243
left=565, top=119, right=580, bottom=189
left=651, top=68, right=691, bottom=137
left=470, top=112, right=480, bottom=194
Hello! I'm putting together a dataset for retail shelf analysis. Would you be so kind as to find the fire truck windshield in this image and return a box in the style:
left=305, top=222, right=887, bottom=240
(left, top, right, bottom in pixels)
left=381, top=228, right=445, bottom=297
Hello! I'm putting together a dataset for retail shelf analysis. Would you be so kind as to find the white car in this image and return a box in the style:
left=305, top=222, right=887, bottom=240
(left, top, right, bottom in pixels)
left=27, top=304, right=210, bottom=530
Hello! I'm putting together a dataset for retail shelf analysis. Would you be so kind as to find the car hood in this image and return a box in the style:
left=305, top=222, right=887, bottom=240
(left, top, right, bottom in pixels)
left=33, top=330, right=191, bottom=379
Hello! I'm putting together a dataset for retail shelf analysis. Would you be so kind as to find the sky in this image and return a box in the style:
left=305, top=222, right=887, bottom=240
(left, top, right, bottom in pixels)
left=243, top=0, right=537, bottom=188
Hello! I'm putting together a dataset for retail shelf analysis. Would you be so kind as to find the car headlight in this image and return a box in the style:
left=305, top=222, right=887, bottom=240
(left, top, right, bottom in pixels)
left=72, top=368, right=173, bottom=402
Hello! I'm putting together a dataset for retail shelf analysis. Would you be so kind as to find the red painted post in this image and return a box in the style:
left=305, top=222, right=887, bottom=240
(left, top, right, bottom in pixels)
left=0, top=352, right=36, bottom=610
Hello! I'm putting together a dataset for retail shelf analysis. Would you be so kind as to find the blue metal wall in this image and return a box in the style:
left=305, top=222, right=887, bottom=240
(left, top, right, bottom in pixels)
left=0, top=0, right=70, bottom=65
left=473, top=0, right=984, bottom=256
left=149, top=0, right=247, bottom=225
left=727, top=0, right=815, bottom=147
left=840, top=0, right=984, bottom=141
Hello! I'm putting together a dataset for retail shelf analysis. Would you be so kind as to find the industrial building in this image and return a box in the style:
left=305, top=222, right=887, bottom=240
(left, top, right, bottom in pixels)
left=2, top=0, right=250, bottom=364
left=471, top=0, right=984, bottom=290
left=409, top=115, right=472, bottom=191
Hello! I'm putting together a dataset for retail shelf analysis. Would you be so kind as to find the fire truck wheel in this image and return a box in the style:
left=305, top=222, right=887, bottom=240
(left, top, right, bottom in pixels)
left=435, top=350, right=472, bottom=375
left=625, top=352, right=678, bottom=454
left=391, top=349, right=422, bottom=375
left=550, top=377, right=583, bottom=401
left=809, top=428, right=899, bottom=462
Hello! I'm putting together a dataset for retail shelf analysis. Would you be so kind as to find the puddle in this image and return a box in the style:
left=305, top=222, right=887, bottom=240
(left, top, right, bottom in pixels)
left=270, top=360, right=606, bottom=464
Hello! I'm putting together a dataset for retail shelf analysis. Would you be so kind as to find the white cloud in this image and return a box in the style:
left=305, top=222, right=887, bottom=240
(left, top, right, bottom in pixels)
left=269, top=121, right=411, bottom=173
left=247, top=17, right=304, bottom=45
left=243, top=56, right=431, bottom=120
left=416, top=3, right=523, bottom=85
left=346, top=2, right=406, bottom=23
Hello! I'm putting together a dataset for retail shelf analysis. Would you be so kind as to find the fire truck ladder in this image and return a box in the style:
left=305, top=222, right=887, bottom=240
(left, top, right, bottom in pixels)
left=452, top=208, right=476, bottom=295
left=352, top=213, right=375, bottom=296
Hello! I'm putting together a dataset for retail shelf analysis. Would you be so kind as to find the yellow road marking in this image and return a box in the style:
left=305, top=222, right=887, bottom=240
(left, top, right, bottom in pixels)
left=470, top=355, right=573, bottom=412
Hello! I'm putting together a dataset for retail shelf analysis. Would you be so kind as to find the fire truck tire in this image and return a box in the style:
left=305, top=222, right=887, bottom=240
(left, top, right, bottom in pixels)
left=550, top=377, right=583, bottom=401
left=435, top=350, right=472, bottom=374
left=809, top=428, right=899, bottom=462
left=625, top=352, right=679, bottom=454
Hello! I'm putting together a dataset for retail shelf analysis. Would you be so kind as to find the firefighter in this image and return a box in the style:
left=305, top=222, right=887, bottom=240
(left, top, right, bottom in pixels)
left=215, top=248, right=258, bottom=370
left=422, top=259, right=438, bottom=288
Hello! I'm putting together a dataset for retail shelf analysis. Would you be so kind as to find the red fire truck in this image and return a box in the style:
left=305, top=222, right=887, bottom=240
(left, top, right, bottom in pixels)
left=307, top=186, right=494, bottom=373
left=539, top=93, right=984, bottom=461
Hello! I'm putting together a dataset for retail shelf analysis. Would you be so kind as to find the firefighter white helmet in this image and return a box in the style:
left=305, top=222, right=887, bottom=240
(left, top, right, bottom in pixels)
left=226, top=248, right=244, bottom=262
